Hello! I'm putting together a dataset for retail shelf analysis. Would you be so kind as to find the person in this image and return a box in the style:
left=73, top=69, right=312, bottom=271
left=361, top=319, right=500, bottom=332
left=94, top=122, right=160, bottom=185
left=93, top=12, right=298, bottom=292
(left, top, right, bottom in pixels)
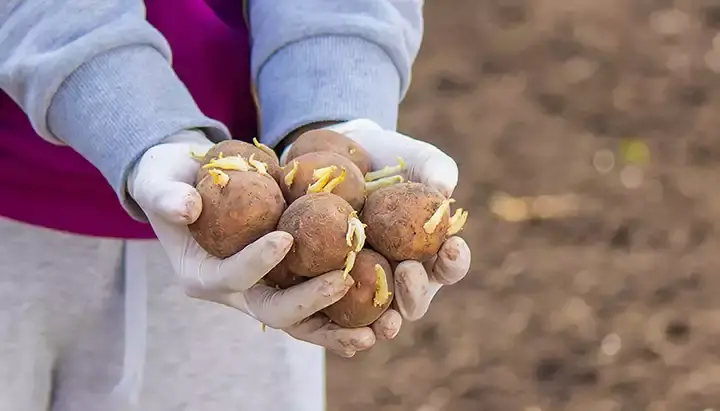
left=0, top=0, right=471, bottom=410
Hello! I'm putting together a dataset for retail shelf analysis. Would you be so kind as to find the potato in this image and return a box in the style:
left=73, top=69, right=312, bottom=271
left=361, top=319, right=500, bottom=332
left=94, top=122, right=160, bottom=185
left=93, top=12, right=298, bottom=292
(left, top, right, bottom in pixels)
left=277, top=192, right=366, bottom=277
left=323, top=249, right=394, bottom=328
left=281, top=151, right=366, bottom=211
left=196, top=139, right=283, bottom=184
left=286, top=129, right=372, bottom=175
left=361, top=182, right=468, bottom=262
left=188, top=157, right=286, bottom=258
left=264, top=262, right=306, bottom=289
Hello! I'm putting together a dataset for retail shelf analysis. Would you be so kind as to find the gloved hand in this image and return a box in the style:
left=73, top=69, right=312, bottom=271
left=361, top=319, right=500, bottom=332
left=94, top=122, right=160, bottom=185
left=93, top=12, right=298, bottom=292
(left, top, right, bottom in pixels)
left=281, top=119, right=472, bottom=322
left=127, top=130, right=396, bottom=357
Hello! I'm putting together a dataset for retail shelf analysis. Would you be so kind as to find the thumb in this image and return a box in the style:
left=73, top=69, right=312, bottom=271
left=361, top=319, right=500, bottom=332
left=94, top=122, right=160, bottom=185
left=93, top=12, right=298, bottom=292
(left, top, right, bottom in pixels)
left=178, top=231, right=294, bottom=301
left=210, top=231, right=294, bottom=292
left=136, top=180, right=203, bottom=225
left=243, top=270, right=355, bottom=329
left=128, top=130, right=213, bottom=223
left=393, top=260, right=443, bottom=321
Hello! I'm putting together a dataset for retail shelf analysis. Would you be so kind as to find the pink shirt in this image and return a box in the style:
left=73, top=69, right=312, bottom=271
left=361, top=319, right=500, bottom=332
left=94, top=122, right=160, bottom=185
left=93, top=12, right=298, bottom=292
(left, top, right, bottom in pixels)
left=0, top=0, right=256, bottom=239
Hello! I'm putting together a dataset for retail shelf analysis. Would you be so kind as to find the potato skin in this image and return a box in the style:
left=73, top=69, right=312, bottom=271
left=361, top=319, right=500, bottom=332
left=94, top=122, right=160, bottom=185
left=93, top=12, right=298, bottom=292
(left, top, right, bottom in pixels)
left=282, top=151, right=366, bottom=210
left=264, top=262, right=306, bottom=289
left=286, top=129, right=372, bottom=175
left=189, top=170, right=286, bottom=258
left=323, top=249, right=394, bottom=328
left=277, top=192, right=355, bottom=277
left=197, top=140, right=283, bottom=184
left=362, top=182, right=449, bottom=262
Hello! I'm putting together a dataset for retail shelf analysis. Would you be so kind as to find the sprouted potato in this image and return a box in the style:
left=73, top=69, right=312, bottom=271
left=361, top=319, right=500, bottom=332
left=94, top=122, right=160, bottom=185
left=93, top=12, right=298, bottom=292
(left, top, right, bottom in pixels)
left=361, top=182, right=468, bottom=262
left=276, top=192, right=366, bottom=277
left=188, top=155, right=286, bottom=258
left=323, top=249, right=394, bottom=328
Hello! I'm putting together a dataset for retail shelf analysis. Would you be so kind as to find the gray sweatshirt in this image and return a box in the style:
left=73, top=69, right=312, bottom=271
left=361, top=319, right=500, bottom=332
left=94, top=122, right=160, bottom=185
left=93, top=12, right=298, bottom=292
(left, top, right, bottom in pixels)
left=0, top=0, right=423, bottom=206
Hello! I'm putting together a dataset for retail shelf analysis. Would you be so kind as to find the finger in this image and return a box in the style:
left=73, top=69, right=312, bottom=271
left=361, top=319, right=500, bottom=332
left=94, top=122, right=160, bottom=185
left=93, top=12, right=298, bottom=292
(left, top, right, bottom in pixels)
left=192, top=231, right=293, bottom=293
left=426, top=237, right=471, bottom=286
left=140, top=131, right=213, bottom=185
left=393, top=261, right=442, bottom=321
left=242, top=271, right=354, bottom=329
left=142, top=181, right=203, bottom=225
left=330, top=349, right=357, bottom=358
left=129, top=131, right=212, bottom=214
left=372, top=309, right=402, bottom=340
left=411, top=147, right=459, bottom=198
left=286, top=314, right=376, bottom=354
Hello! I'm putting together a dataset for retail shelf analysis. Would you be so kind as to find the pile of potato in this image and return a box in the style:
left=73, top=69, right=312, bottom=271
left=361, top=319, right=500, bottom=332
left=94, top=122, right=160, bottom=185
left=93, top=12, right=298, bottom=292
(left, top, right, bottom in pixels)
left=188, top=131, right=468, bottom=328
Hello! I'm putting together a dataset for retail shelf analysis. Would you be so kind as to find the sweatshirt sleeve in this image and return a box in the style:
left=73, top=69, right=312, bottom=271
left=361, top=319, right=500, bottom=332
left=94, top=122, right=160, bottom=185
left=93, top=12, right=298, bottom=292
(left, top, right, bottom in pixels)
left=0, top=0, right=230, bottom=198
left=247, top=0, right=424, bottom=147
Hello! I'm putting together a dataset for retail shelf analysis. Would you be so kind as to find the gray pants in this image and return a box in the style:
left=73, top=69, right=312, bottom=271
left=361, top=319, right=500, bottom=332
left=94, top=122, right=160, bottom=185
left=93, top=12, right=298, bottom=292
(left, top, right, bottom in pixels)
left=0, top=217, right=325, bottom=411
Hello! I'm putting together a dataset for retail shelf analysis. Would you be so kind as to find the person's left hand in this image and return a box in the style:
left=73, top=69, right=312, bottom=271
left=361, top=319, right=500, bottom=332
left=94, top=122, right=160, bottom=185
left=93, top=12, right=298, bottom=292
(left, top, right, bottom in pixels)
left=281, top=119, right=472, bottom=329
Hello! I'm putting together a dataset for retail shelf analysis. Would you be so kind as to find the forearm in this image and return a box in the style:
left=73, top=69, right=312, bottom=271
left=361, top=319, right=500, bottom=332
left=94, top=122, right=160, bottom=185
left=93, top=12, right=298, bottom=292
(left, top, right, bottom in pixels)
left=0, top=0, right=229, bottom=200
left=247, top=0, right=424, bottom=148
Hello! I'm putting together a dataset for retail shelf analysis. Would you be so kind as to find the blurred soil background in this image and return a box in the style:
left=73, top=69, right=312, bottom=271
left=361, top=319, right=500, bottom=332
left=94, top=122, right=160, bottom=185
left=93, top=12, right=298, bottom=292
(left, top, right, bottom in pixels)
left=327, top=1, right=720, bottom=410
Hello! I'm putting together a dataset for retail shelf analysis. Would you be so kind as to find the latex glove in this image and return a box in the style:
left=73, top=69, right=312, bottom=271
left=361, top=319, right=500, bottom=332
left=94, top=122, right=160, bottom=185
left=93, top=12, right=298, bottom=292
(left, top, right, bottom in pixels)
left=127, top=130, right=394, bottom=356
left=281, top=119, right=472, bottom=322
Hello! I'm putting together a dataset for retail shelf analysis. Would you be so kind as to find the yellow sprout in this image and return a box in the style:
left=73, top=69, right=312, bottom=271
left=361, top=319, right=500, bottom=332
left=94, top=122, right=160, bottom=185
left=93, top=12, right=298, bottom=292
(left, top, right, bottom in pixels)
left=372, top=264, right=391, bottom=307
left=447, top=208, right=469, bottom=236
left=345, top=211, right=366, bottom=252
left=284, top=160, right=299, bottom=188
left=322, top=167, right=347, bottom=193
left=248, top=153, right=268, bottom=175
left=364, top=157, right=407, bottom=182
left=423, top=198, right=454, bottom=234
left=252, top=138, right=277, bottom=159
left=190, top=148, right=209, bottom=161
left=203, top=155, right=251, bottom=172
left=365, top=175, right=404, bottom=193
left=208, top=169, right=230, bottom=188
left=343, top=251, right=357, bottom=279
left=307, top=166, right=337, bottom=194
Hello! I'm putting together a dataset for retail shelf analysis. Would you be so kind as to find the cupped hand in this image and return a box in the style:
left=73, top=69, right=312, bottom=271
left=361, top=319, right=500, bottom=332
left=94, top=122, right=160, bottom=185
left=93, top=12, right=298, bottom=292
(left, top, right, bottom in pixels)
left=317, top=119, right=472, bottom=322
left=126, top=130, right=391, bottom=356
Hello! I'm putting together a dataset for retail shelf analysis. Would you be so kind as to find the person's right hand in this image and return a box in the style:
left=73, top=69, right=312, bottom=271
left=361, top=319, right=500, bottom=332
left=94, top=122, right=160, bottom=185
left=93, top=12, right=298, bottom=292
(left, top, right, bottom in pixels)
left=127, top=130, right=398, bottom=356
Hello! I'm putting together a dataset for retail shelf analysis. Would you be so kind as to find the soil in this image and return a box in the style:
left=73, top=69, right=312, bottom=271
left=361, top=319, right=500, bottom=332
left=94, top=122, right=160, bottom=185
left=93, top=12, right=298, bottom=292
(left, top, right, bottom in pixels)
left=327, top=1, right=720, bottom=410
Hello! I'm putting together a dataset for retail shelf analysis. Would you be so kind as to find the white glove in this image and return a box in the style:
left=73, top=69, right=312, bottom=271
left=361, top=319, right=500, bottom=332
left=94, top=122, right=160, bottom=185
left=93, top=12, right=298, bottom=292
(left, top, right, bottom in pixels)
left=282, top=119, right=472, bottom=322
left=127, top=130, right=395, bottom=357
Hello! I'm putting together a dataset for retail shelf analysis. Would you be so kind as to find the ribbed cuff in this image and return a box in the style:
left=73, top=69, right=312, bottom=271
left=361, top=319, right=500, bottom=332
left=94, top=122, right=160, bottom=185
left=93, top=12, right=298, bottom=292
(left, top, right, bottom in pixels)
left=47, top=45, right=230, bottom=208
left=255, top=35, right=401, bottom=147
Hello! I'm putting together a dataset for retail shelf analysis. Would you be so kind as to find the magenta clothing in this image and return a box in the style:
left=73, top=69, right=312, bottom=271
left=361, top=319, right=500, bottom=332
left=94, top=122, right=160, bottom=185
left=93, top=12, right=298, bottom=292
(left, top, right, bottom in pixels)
left=0, top=0, right=256, bottom=239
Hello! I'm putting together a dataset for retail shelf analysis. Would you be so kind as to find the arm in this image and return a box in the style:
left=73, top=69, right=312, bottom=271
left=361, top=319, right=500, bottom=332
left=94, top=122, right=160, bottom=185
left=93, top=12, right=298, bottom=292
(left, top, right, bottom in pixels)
left=0, top=0, right=230, bottom=216
left=247, top=0, right=424, bottom=151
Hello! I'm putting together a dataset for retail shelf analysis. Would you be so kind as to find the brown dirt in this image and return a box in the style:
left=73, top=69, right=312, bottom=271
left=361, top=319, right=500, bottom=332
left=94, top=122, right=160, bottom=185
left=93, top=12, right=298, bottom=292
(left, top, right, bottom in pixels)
left=327, top=1, right=720, bottom=410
